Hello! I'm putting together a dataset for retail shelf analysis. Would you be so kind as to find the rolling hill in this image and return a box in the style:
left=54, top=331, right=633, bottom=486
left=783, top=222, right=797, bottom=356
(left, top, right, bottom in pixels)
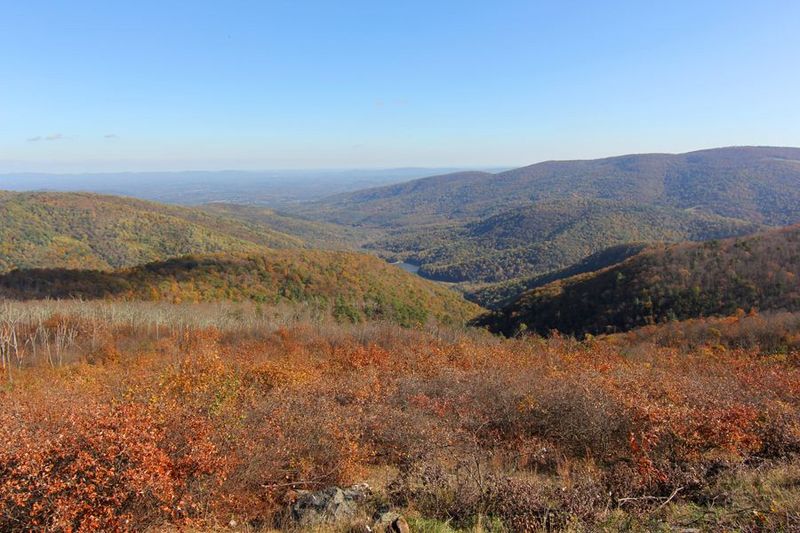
left=0, top=191, right=339, bottom=272
left=466, top=243, right=647, bottom=309
left=304, top=146, right=800, bottom=226
left=370, top=198, right=763, bottom=285
left=0, top=250, right=481, bottom=326
left=199, top=202, right=376, bottom=249
left=293, top=146, right=800, bottom=301
left=476, top=225, right=800, bottom=336
left=305, top=171, right=497, bottom=226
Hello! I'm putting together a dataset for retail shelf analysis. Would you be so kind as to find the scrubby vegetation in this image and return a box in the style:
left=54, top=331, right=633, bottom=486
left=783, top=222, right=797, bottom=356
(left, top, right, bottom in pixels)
left=0, top=251, right=480, bottom=327
left=480, top=225, right=800, bottom=337
left=605, top=310, right=800, bottom=356
left=0, top=300, right=798, bottom=531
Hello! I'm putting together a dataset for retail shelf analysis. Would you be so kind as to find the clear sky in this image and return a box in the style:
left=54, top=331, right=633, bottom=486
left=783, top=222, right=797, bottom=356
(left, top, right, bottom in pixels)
left=2, top=0, right=799, bottom=172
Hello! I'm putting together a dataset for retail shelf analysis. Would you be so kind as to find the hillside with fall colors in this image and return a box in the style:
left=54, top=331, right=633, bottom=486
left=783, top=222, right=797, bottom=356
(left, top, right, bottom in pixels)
left=478, top=224, right=800, bottom=336
left=0, top=191, right=318, bottom=272
left=0, top=250, right=481, bottom=326
left=306, top=147, right=800, bottom=227
left=292, top=147, right=800, bottom=302
left=369, top=198, right=762, bottom=289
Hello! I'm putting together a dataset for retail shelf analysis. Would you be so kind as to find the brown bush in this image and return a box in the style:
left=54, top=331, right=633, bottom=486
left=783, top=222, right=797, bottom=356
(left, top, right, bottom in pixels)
left=0, top=302, right=799, bottom=529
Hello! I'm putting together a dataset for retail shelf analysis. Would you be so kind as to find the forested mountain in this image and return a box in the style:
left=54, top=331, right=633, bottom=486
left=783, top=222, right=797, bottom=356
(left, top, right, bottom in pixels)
left=0, top=250, right=481, bottom=326
left=371, top=198, right=762, bottom=285
left=292, top=146, right=800, bottom=301
left=0, top=191, right=339, bottom=272
left=477, top=225, right=800, bottom=336
left=200, top=202, right=375, bottom=249
left=304, top=147, right=800, bottom=226
left=305, top=171, right=496, bottom=226
left=467, top=243, right=647, bottom=308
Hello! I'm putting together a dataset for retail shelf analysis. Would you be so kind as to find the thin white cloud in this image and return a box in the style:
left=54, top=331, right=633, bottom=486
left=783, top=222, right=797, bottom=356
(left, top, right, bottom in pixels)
left=27, top=133, right=66, bottom=142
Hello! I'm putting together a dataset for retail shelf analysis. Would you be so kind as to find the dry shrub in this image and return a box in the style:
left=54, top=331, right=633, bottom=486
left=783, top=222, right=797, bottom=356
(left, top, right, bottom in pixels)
left=387, top=457, right=610, bottom=531
left=1, top=302, right=800, bottom=529
left=616, top=310, right=800, bottom=355
left=0, top=397, right=219, bottom=531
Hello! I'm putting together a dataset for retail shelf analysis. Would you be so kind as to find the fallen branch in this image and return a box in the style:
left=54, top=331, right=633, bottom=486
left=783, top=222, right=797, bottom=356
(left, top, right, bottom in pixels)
left=656, top=486, right=684, bottom=510
left=618, top=486, right=684, bottom=507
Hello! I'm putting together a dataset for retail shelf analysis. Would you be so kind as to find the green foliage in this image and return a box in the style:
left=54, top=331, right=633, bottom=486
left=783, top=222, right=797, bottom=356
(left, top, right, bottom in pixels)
left=368, top=199, right=763, bottom=287
left=333, top=295, right=363, bottom=323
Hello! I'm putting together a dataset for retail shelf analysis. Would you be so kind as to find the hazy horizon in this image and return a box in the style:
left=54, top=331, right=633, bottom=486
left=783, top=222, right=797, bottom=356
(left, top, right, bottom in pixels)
left=2, top=144, right=797, bottom=176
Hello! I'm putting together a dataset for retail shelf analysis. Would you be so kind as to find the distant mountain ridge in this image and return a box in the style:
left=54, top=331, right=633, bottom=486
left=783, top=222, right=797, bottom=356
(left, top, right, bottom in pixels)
left=305, top=146, right=800, bottom=226
left=310, top=171, right=496, bottom=226
left=199, top=202, right=375, bottom=249
left=0, top=168, right=489, bottom=207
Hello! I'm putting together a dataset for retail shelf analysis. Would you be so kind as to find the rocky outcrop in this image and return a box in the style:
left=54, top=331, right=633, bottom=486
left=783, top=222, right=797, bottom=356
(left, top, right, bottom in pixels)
left=290, top=483, right=372, bottom=526
left=288, top=483, right=409, bottom=531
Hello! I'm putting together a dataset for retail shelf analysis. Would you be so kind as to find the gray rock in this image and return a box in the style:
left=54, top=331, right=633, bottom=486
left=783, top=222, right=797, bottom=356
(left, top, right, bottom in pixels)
left=291, top=483, right=372, bottom=526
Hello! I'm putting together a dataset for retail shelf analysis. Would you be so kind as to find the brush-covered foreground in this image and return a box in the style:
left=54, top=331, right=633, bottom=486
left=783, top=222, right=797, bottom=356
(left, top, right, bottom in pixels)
left=1, top=302, right=799, bottom=531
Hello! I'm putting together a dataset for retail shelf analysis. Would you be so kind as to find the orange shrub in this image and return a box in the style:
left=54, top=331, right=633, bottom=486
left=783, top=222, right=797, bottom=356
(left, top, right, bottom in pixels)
left=1, top=304, right=800, bottom=528
left=0, top=393, right=222, bottom=531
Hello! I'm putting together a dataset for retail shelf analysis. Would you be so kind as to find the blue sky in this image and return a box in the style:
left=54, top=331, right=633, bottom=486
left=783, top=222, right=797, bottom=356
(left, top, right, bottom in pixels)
left=1, top=0, right=799, bottom=172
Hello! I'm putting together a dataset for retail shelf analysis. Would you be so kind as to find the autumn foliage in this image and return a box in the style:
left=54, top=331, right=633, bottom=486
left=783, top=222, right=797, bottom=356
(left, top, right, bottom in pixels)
left=0, top=302, right=799, bottom=530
